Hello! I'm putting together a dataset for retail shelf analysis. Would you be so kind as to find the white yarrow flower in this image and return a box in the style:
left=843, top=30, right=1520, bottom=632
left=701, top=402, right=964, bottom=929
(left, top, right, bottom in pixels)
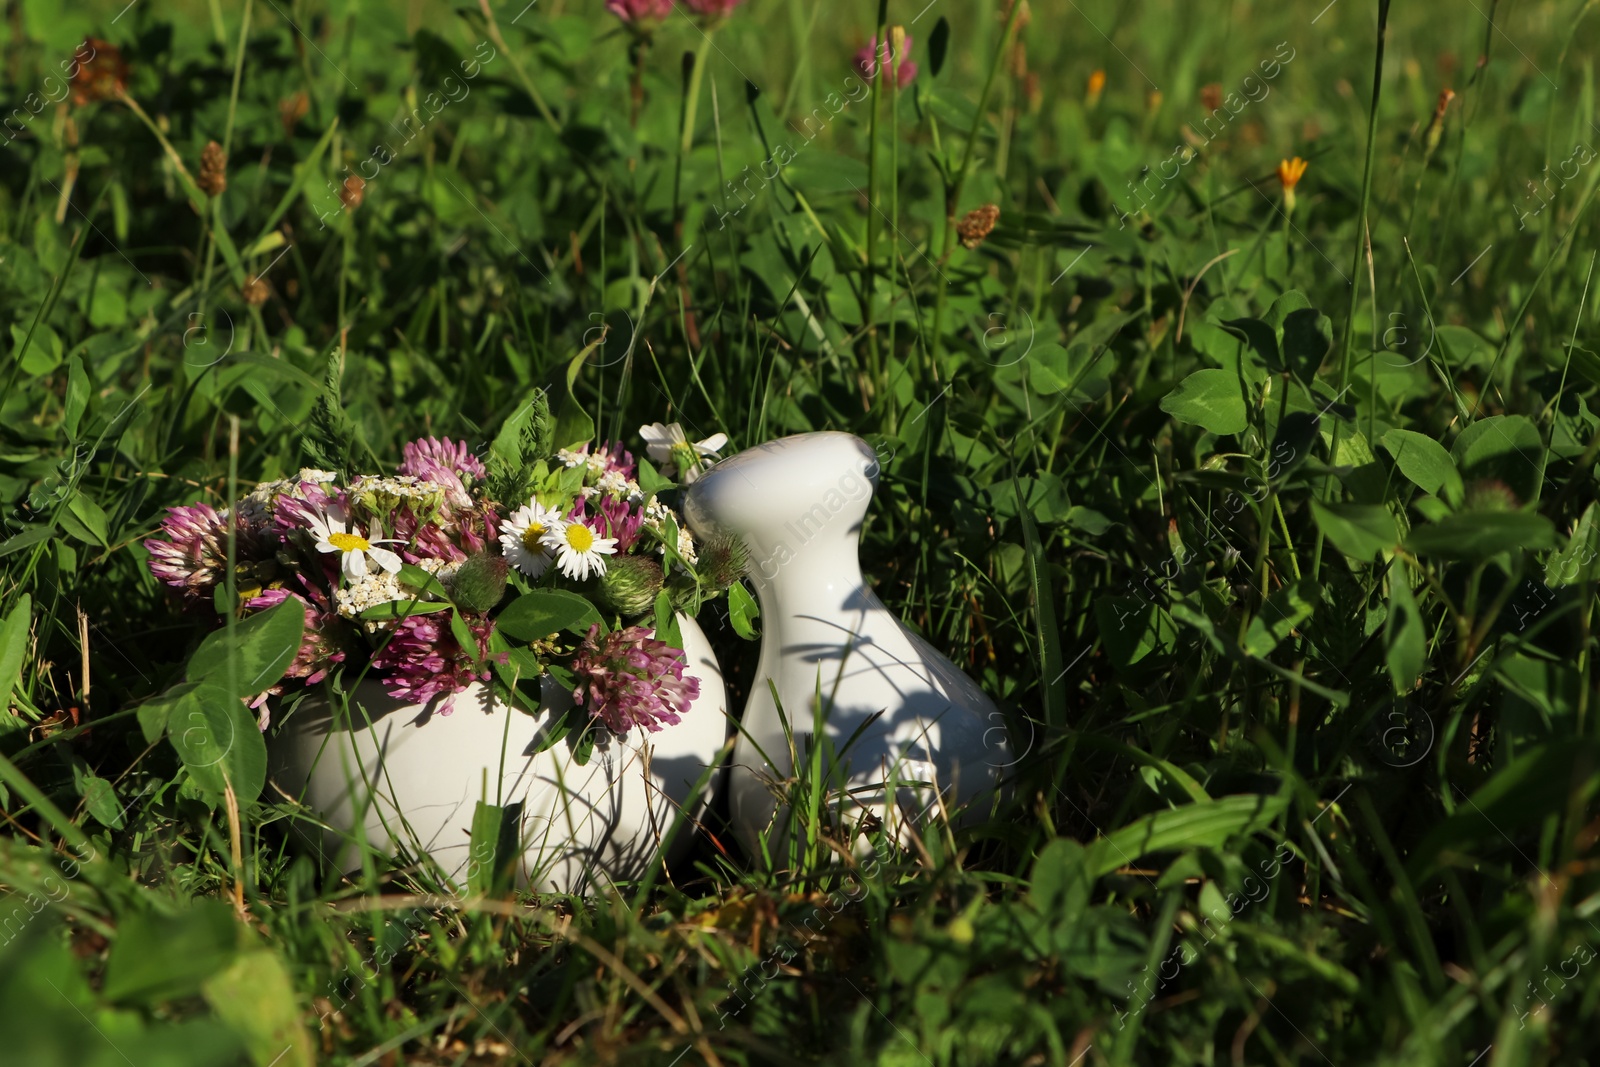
left=307, top=508, right=403, bottom=580
left=595, top=469, right=633, bottom=498
left=417, top=556, right=463, bottom=584
left=334, top=571, right=405, bottom=619
left=638, top=422, right=728, bottom=484
left=499, top=501, right=564, bottom=579
left=541, top=519, right=618, bottom=581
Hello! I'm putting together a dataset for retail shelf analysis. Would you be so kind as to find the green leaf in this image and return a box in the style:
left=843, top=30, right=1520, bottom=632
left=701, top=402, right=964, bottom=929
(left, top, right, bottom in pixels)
left=1310, top=501, right=1398, bottom=560
left=168, top=683, right=268, bottom=802
left=1219, top=316, right=1280, bottom=374
left=496, top=589, right=603, bottom=642
left=449, top=610, right=482, bottom=669
left=1385, top=570, right=1426, bottom=694
left=1244, top=578, right=1318, bottom=657
left=927, top=15, right=950, bottom=77
left=571, top=719, right=598, bottom=765
left=492, top=643, right=546, bottom=694
left=1408, top=740, right=1600, bottom=879
left=357, top=599, right=452, bottom=620
left=467, top=800, right=523, bottom=896
left=1279, top=307, right=1334, bottom=379
left=397, top=562, right=451, bottom=600
left=1023, top=343, right=1074, bottom=395
left=186, top=598, right=306, bottom=694
left=1027, top=838, right=1093, bottom=925
left=986, top=472, right=1072, bottom=524
left=210, top=218, right=247, bottom=288
left=636, top=457, right=675, bottom=495
left=0, top=525, right=54, bottom=558
left=1545, top=502, right=1600, bottom=587
left=485, top=388, right=554, bottom=503
left=1261, top=290, right=1312, bottom=335
left=135, top=681, right=199, bottom=743
left=63, top=355, right=89, bottom=438
left=652, top=589, right=683, bottom=650
left=1094, top=595, right=1177, bottom=668
left=102, top=900, right=240, bottom=1004
left=1381, top=428, right=1463, bottom=504
left=1405, top=510, right=1557, bottom=561
left=1332, top=427, right=1389, bottom=504
left=784, top=152, right=873, bottom=196
left=13, top=321, right=63, bottom=375
left=202, top=951, right=315, bottom=1067
left=551, top=348, right=596, bottom=451
left=1187, top=320, right=1267, bottom=383
left=1267, top=410, right=1320, bottom=484
left=1159, top=368, right=1249, bottom=436
left=1451, top=414, right=1544, bottom=505
left=1085, top=793, right=1289, bottom=879
left=1070, top=734, right=1212, bottom=804
left=727, top=580, right=761, bottom=640
left=0, top=593, right=31, bottom=715
left=59, top=492, right=109, bottom=547
left=79, top=774, right=125, bottom=829
left=301, top=350, right=373, bottom=476
left=225, top=352, right=323, bottom=393
left=258, top=116, right=340, bottom=242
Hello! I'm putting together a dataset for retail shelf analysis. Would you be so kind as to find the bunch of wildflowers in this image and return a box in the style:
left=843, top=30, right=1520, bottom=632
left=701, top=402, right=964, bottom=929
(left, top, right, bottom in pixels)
left=148, top=419, right=739, bottom=744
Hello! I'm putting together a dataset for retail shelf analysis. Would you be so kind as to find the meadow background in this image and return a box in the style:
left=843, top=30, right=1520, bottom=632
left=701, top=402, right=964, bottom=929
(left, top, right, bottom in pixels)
left=3, top=0, right=1600, bottom=1063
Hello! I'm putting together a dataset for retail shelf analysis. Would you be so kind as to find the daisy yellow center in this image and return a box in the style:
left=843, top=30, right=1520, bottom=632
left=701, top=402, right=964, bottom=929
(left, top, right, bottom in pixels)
left=328, top=531, right=370, bottom=553
left=565, top=524, right=595, bottom=552
left=520, top=523, right=546, bottom=551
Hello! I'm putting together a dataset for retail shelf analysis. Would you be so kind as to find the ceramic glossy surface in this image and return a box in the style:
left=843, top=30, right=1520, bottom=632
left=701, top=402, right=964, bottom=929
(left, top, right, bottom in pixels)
left=266, top=616, right=727, bottom=894
left=684, top=432, right=1011, bottom=854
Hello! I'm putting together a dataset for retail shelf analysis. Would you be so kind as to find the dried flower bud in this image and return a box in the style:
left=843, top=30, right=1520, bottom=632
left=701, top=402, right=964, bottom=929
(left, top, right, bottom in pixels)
left=197, top=140, right=227, bottom=197
left=599, top=554, right=665, bottom=616
left=339, top=175, right=366, bottom=212
left=70, top=38, right=129, bottom=105
left=1200, top=82, right=1223, bottom=113
left=957, top=204, right=1000, bottom=250
left=1424, top=88, right=1455, bottom=157
left=1465, top=479, right=1519, bottom=512
left=698, top=532, right=749, bottom=589
left=280, top=91, right=309, bottom=138
left=242, top=276, right=269, bottom=307
left=449, top=552, right=509, bottom=614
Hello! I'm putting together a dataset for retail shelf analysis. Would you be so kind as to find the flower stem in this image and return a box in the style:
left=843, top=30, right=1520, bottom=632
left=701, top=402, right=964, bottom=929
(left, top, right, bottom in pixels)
left=929, top=0, right=1024, bottom=368
left=1313, top=0, right=1392, bottom=583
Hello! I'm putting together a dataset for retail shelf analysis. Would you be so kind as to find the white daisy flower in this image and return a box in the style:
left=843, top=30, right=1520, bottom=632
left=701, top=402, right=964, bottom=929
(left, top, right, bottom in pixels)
left=307, top=508, right=404, bottom=580
left=499, top=501, right=564, bottom=579
left=638, top=422, right=728, bottom=484
left=541, top=519, right=617, bottom=581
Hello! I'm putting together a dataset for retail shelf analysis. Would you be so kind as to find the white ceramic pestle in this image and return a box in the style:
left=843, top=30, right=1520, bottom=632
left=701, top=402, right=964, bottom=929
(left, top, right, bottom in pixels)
left=683, top=431, right=1010, bottom=855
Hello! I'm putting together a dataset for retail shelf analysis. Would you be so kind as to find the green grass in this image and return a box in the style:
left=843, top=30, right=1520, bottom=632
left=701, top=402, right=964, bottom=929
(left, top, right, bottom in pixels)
left=4, top=0, right=1600, bottom=1063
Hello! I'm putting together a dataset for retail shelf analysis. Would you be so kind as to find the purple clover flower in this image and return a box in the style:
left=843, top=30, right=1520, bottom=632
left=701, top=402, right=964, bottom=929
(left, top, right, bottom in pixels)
left=571, top=624, right=699, bottom=734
